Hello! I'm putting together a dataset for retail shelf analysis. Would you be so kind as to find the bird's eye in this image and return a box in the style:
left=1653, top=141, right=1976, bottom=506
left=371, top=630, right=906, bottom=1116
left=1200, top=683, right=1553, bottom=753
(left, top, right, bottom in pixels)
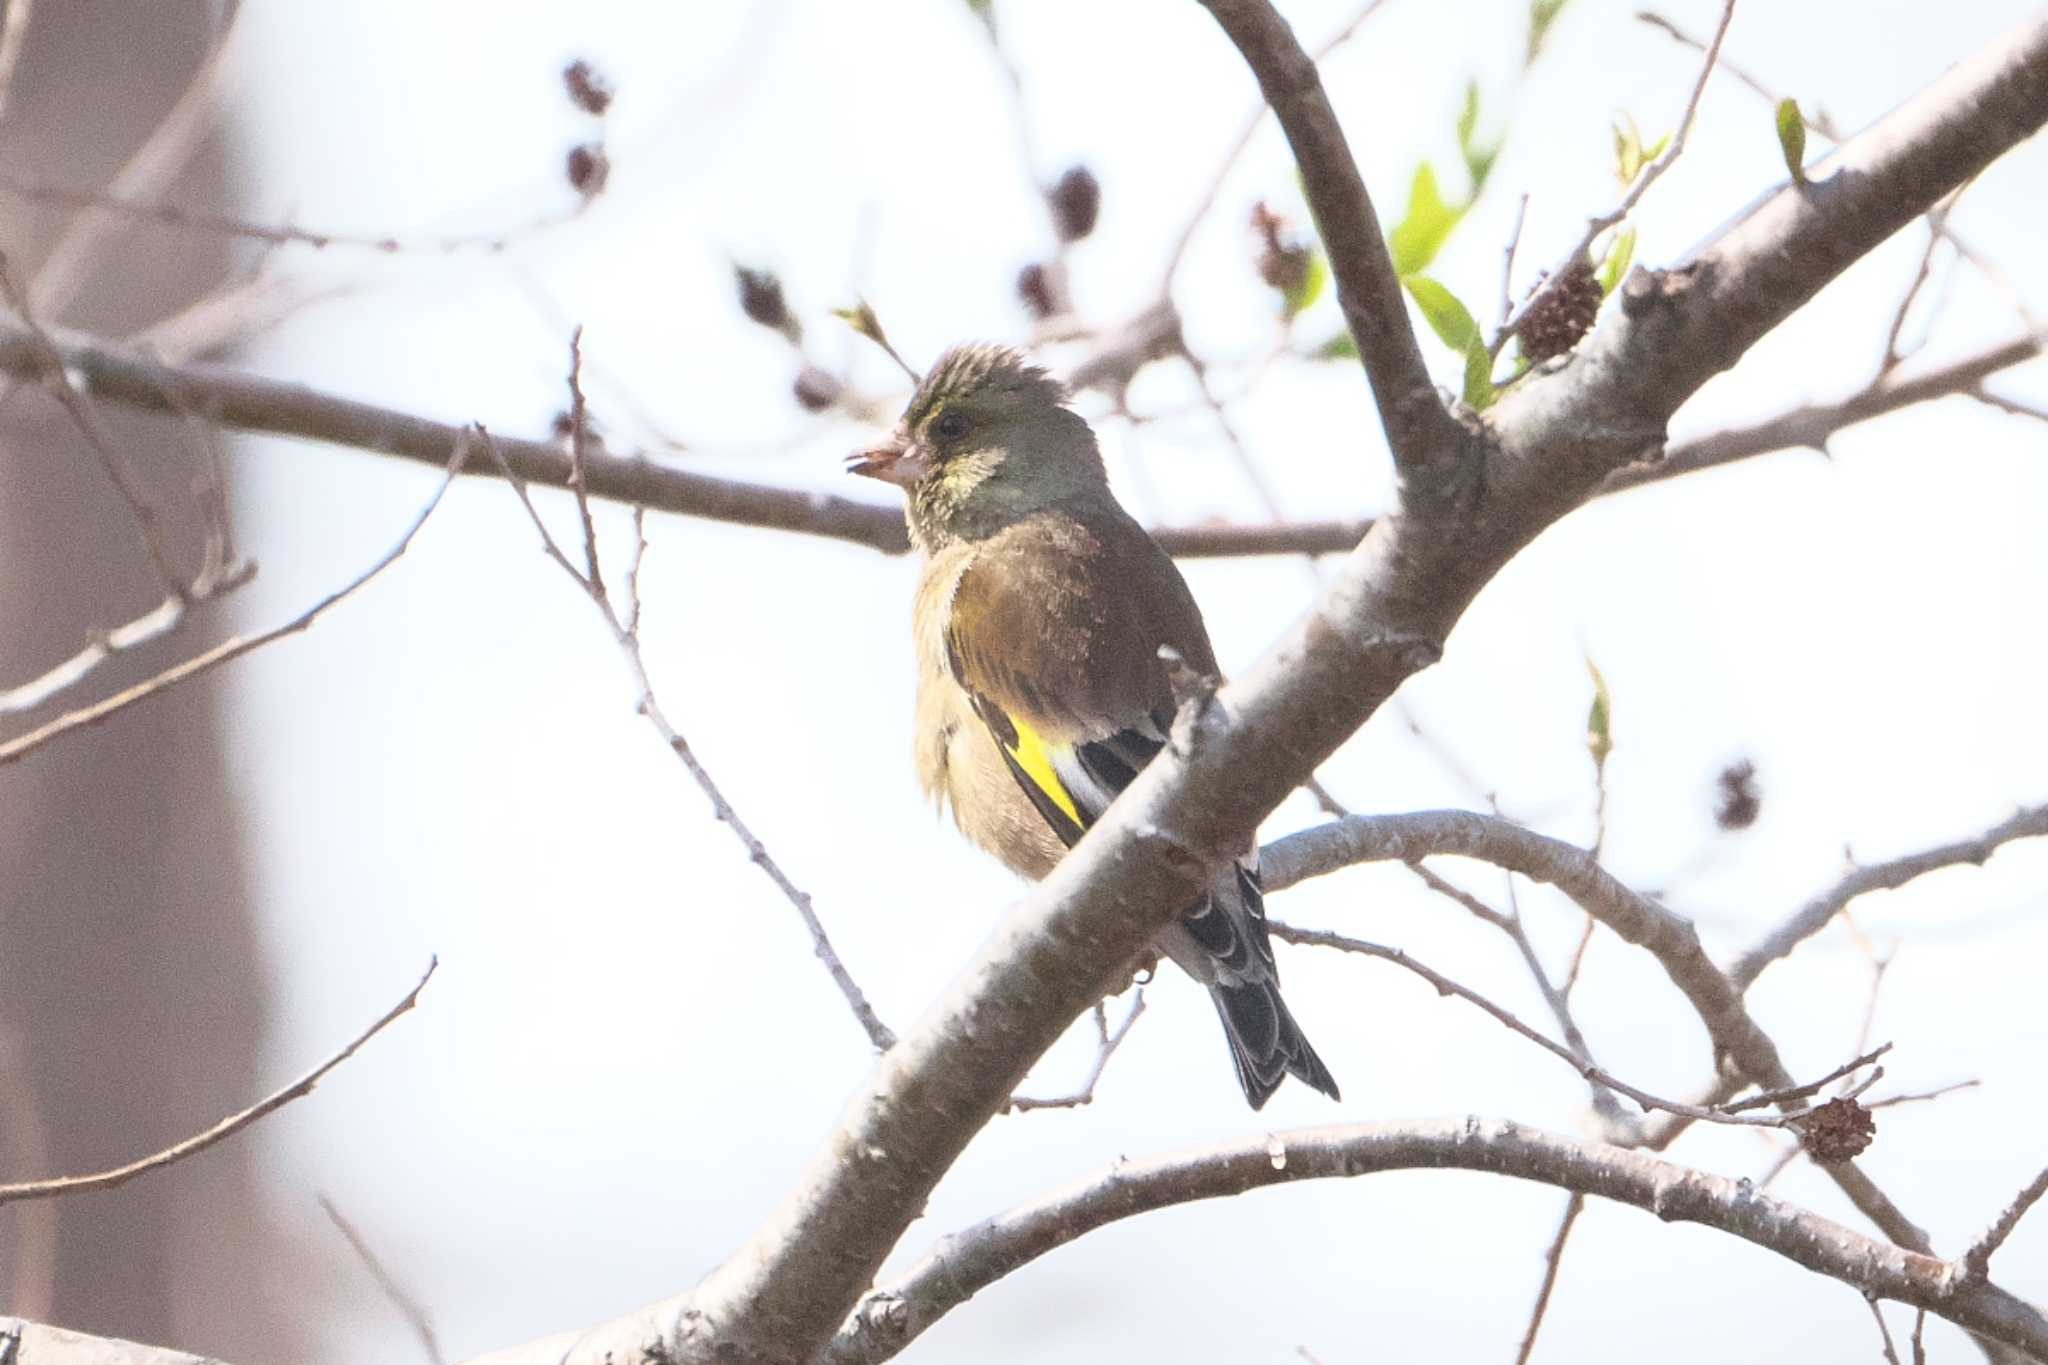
left=932, top=411, right=971, bottom=442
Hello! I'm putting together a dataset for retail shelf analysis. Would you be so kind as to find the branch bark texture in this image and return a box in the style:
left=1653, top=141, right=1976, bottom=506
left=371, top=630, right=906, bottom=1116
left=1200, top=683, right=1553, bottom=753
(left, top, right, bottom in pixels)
left=823, top=1119, right=2048, bottom=1364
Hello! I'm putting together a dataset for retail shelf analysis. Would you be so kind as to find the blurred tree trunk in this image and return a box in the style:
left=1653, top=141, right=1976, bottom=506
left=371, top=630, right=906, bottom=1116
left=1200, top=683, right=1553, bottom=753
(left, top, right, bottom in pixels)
left=0, top=3, right=306, bottom=1360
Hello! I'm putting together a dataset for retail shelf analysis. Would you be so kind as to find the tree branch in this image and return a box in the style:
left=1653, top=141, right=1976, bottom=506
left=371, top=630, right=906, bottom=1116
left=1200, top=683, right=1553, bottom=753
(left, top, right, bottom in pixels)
left=1730, top=803, right=2048, bottom=990
left=0, top=960, right=435, bottom=1205
left=0, top=318, right=1375, bottom=561
left=1601, top=332, right=2043, bottom=495
left=1195, top=0, right=1467, bottom=477
left=1261, top=810, right=1930, bottom=1249
left=819, top=1119, right=2048, bottom=1364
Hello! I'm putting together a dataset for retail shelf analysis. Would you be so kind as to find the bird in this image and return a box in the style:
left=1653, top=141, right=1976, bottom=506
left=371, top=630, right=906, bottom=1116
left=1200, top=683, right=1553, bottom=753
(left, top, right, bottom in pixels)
left=849, top=342, right=1339, bottom=1110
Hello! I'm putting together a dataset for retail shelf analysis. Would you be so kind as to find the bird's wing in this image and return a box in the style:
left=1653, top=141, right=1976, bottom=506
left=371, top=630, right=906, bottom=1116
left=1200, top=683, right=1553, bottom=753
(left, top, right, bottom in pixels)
left=942, top=509, right=1210, bottom=846
left=944, top=508, right=1337, bottom=1108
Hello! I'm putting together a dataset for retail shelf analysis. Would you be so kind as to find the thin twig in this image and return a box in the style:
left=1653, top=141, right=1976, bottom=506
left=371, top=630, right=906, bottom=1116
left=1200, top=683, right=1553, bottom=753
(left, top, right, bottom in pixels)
left=0, top=171, right=583, bottom=256
left=1006, top=989, right=1148, bottom=1112
left=1720, top=1044, right=1892, bottom=1114
left=0, top=251, right=188, bottom=594
left=1514, top=1193, right=1584, bottom=1365
left=1161, top=0, right=1393, bottom=295
left=1964, top=1166, right=2048, bottom=1280
left=24, top=1, right=242, bottom=324
left=318, top=1194, right=448, bottom=1365
left=1405, top=863, right=1633, bottom=1135
left=1877, top=205, right=1955, bottom=379
left=1605, top=332, right=2045, bottom=495
left=0, top=436, right=472, bottom=769
left=0, top=581, right=238, bottom=718
left=485, top=354, right=897, bottom=1052
left=1269, top=919, right=1875, bottom=1131
left=1495, top=0, right=1737, bottom=355
left=1869, top=1079, right=1980, bottom=1111
left=1731, top=804, right=2048, bottom=989
left=0, top=960, right=437, bottom=1205
left=1499, top=193, right=1531, bottom=330
left=1871, top=1296, right=1907, bottom=1365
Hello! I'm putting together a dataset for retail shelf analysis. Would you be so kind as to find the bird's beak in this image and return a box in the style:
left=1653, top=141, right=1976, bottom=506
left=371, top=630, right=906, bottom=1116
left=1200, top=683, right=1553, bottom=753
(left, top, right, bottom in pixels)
left=846, top=434, right=929, bottom=488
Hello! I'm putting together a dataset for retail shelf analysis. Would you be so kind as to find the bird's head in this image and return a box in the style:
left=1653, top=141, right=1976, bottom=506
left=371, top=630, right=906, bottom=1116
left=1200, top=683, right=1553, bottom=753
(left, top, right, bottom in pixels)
left=848, top=343, right=1105, bottom=547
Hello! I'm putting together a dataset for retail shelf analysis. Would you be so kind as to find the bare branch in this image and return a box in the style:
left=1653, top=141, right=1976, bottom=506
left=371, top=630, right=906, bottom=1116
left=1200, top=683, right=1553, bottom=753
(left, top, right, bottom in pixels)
left=0, top=171, right=582, bottom=255
left=318, top=1195, right=448, bottom=1365
left=818, top=1119, right=2048, bottom=1365
left=1731, top=803, right=2048, bottom=989
left=0, top=436, right=471, bottom=769
left=0, top=960, right=436, bottom=1205
left=1161, top=0, right=1393, bottom=295
left=1965, top=1166, right=2048, bottom=1281
left=1196, top=0, right=1466, bottom=474
left=1262, top=810, right=1934, bottom=1249
left=1004, top=990, right=1147, bottom=1113
left=0, top=252, right=189, bottom=593
left=1602, top=333, right=2043, bottom=495
left=0, top=316, right=1370, bottom=560
left=483, top=404, right=897, bottom=1053
left=1514, top=1194, right=1584, bottom=1365
left=1271, top=918, right=1877, bottom=1131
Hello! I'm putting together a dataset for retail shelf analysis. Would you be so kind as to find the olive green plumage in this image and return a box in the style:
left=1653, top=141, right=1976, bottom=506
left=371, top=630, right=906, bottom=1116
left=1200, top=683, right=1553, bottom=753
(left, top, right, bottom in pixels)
left=852, top=343, right=1339, bottom=1110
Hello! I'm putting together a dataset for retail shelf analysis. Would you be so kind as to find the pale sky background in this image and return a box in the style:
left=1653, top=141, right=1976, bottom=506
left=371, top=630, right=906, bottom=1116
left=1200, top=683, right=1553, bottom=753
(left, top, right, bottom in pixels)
left=191, top=0, right=2048, bottom=1359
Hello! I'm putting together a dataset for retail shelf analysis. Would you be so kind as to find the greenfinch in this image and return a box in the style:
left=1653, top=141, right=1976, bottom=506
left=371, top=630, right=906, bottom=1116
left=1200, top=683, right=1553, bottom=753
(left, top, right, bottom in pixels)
left=851, top=343, right=1338, bottom=1109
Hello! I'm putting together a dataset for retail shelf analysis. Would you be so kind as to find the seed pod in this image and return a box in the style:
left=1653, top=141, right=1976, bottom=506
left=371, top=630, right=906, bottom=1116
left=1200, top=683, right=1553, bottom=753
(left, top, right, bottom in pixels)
left=793, top=366, right=843, bottom=412
left=566, top=143, right=610, bottom=199
left=1800, top=1098, right=1876, bottom=1164
left=563, top=60, right=614, bottom=116
left=1048, top=166, right=1100, bottom=243
left=1716, top=760, right=1762, bottom=830
left=1517, top=259, right=1603, bottom=363
left=1016, top=262, right=1058, bottom=320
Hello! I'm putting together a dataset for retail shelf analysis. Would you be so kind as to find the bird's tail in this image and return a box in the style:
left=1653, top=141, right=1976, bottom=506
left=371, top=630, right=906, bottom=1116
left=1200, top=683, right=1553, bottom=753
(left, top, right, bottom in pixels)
left=1209, top=977, right=1340, bottom=1110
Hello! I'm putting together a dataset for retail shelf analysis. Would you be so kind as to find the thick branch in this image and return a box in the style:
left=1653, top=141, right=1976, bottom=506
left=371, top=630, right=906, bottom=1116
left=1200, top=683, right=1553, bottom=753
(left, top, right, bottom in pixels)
left=1262, top=810, right=1929, bottom=1248
left=0, top=320, right=1363, bottom=561
left=1196, top=0, right=1466, bottom=477
left=821, top=1120, right=2048, bottom=1364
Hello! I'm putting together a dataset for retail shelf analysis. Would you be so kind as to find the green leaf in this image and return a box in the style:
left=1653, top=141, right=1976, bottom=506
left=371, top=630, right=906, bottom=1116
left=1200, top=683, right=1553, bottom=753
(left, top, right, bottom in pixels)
left=1312, top=329, right=1359, bottom=361
left=831, top=299, right=886, bottom=344
left=1598, top=224, right=1637, bottom=296
left=1403, top=276, right=1495, bottom=409
left=1642, top=129, right=1671, bottom=162
left=1456, top=81, right=1502, bottom=194
left=1402, top=275, right=1481, bottom=352
left=1528, top=0, right=1569, bottom=63
left=1776, top=98, right=1808, bottom=184
left=1585, top=656, right=1613, bottom=765
left=1462, top=343, right=1496, bottom=410
left=1457, top=81, right=1481, bottom=156
left=1284, top=249, right=1329, bottom=320
left=1612, top=113, right=1644, bottom=185
left=1388, top=163, right=1463, bottom=278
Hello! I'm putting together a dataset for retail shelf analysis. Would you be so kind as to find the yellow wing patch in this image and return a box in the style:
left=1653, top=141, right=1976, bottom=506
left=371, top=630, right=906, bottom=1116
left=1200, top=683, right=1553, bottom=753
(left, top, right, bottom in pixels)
left=1006, top=715, right=1082, bottom=827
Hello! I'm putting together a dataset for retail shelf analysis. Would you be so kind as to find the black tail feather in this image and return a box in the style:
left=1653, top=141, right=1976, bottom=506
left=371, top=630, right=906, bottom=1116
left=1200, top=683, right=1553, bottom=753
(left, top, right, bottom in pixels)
left=1210, top=979, right=1341, bottom=1110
